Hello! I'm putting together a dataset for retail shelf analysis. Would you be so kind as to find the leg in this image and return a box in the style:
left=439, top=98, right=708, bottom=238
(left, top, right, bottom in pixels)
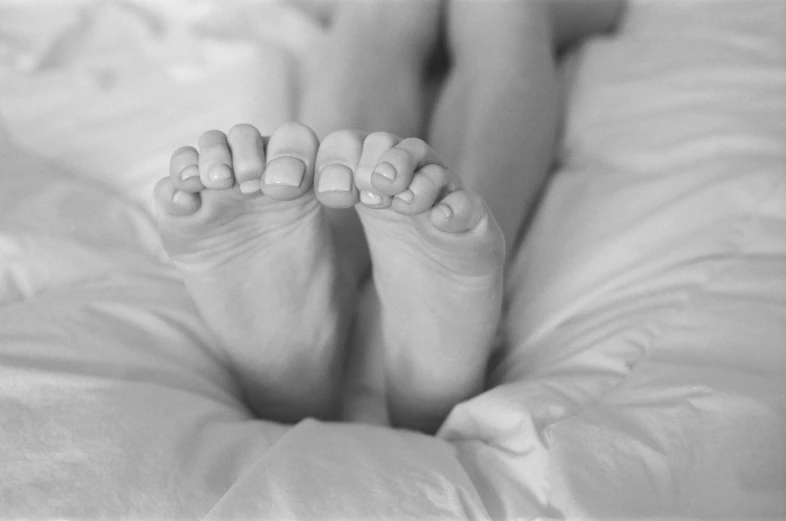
left=153, top=123, right=351, bottom=423
left=549, top=0, right=627, bottom=53
left=0, top=118, right=10, bottom=147
left=299, top=1, right=440, bottom=140
left=430, top=0, right=625, bottom=261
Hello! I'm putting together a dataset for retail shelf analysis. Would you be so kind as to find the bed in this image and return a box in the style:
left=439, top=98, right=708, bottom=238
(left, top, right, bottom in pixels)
left=1, top=0, right=784, bottom=519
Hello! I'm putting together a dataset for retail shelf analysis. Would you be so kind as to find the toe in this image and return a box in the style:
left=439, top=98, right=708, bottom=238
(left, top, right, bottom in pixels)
left=369, top=148, right=414, bottom=197
left=154, top=177, right=201, bottom=218
left=169, top=146, right=204, bottom=194
left=315, top=129, right=364, bottom=209
left=227, top=123, right=267, bottom=195
left=429, top=190, right=487, bottom=234
left=370, top=137, right=445, bottom=198
left=356, top=132, right=402, bottom=209
left=262, top=122, right=319, bottom=201
left=391, top=163, right=457, bottom=216
left=198, top=130, right=236, bottom=190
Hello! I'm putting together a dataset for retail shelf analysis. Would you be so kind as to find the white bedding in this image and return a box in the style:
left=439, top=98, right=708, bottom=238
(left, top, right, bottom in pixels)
left=1, top=1, right=784, bottom=519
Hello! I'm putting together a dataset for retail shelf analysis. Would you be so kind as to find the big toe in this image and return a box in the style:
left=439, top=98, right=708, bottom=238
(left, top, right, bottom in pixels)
left=314, top=129, right=364, bottom=209
left=261, top=122, right=320, bottom=202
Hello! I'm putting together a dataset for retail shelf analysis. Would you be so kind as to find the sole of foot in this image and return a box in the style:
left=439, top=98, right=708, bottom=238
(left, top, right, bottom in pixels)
left=315, top=129, right=506, bottom=433
left=153, top=122, right=349, bottom=422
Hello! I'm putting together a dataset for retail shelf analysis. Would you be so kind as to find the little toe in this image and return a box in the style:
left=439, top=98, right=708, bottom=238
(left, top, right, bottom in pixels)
left=228, top=123, right=267, bottom=195
left=315, top=129, right=363, bottom=209
left=154, top=177, right=201, bottom=217
left=391, top=163, right=450, bottom=215
left=430, top=190, right=488, bottom=234
left=262, top=122, right=319, bottom=201
left=198, top=130, right=236, bottom=190
left=169, top=146, right=204, bottom=193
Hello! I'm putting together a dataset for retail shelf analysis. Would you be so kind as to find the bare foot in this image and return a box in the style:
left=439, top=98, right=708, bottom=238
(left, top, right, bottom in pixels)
left=315, top=130, right=505, bottom=433
left=153, top=122, right=351, bottom=423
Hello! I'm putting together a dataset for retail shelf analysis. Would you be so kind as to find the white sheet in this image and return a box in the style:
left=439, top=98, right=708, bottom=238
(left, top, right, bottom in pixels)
left=1, top=0, right=784, bottom=519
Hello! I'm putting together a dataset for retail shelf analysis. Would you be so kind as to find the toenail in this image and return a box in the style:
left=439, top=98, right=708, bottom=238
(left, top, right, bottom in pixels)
left=264, top=157, right=306, bottom=187
left=317, top=164, right=353, bottom=193
left=360, top=190, right=382, bottom=205
left=394, top=190, right=414, bottom=204
left=240, top=180, right=261, bottom=194
left=209, top=164, right=232, bottom=182
left=172, top=190, right=190, bottom=205
left=181, top=165, right=199, bottom=180
left=436, top=203, right=453, bottom=220
left=374, top=162, right=397, bottom=182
